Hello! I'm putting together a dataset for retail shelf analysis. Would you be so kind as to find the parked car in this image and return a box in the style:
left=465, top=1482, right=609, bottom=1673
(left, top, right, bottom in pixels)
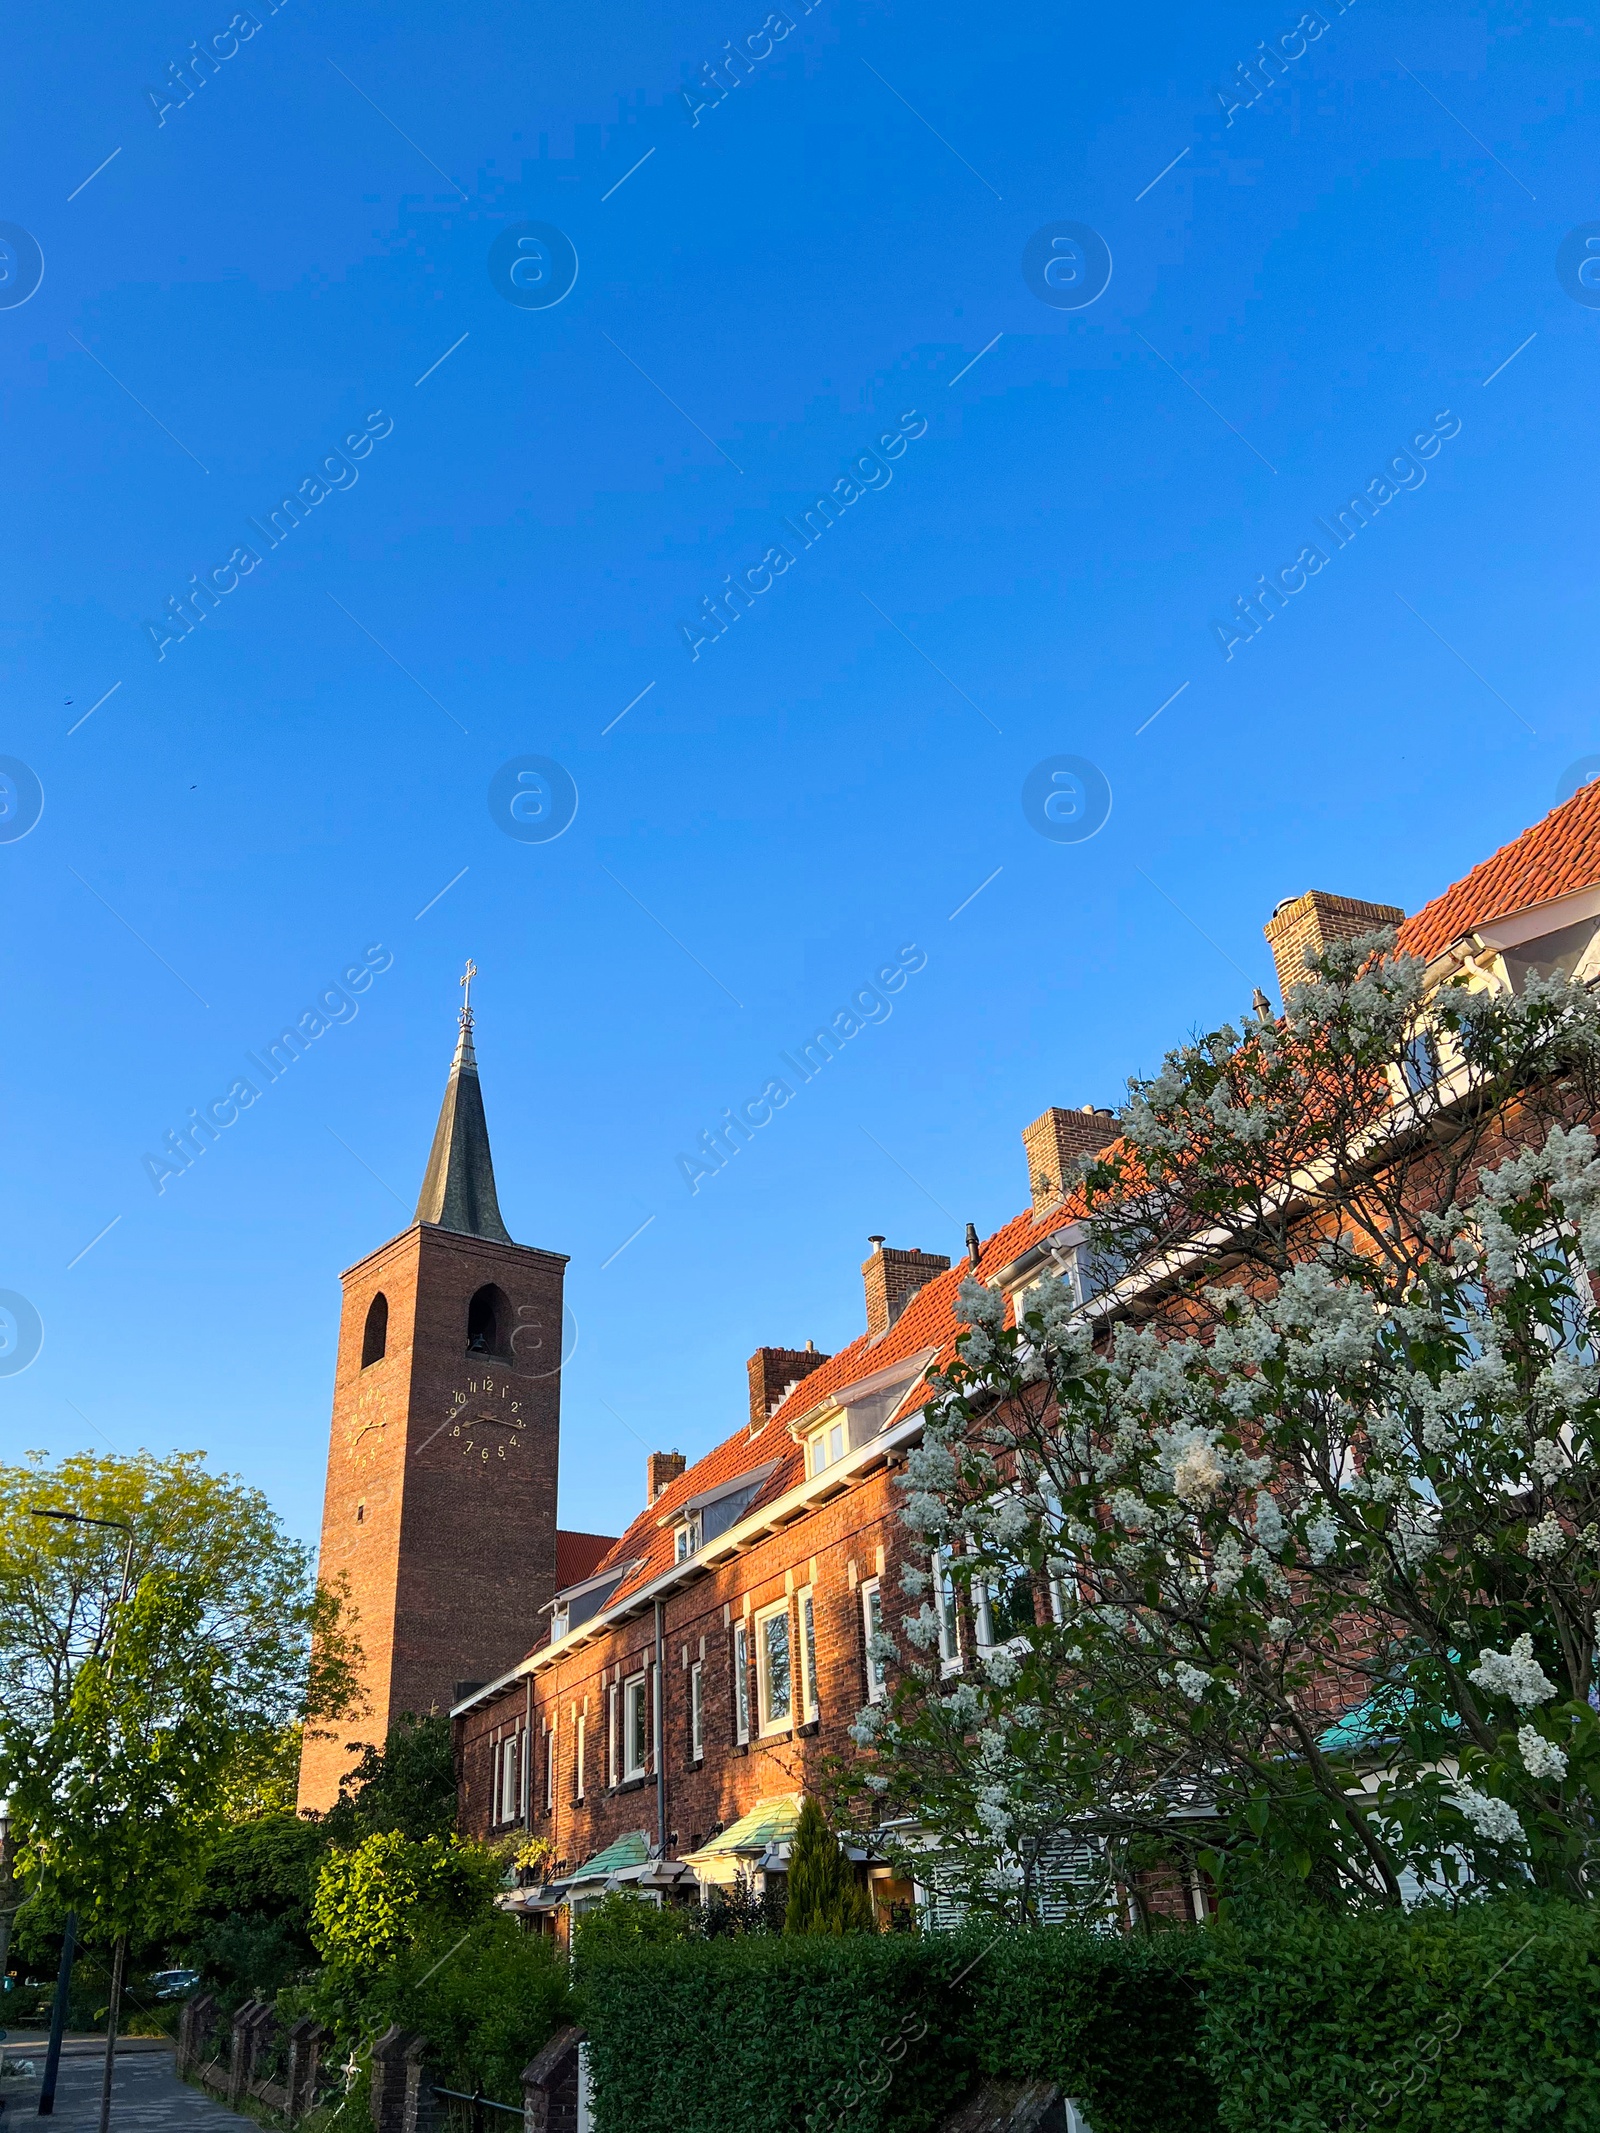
left=147, top=1971, right=200, bottom=2002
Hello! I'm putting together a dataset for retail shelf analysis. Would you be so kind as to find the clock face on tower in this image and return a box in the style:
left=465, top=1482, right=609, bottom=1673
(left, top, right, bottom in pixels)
left=441, top=1371, right=527, bottom=1470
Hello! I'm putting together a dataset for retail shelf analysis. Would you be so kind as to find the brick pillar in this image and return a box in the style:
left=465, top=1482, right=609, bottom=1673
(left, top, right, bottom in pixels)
left=176, top=1992, right=212, bottom=2078
left=522, top=2027, right=585, bottom=2133
left=227, top=2001, right=263, bottom=2107
left=404, top=2034, right=441, bottom=2133
left=370, top=2026, right=416, bottom=2133
left=285, top=2017, right=324, bottom=2125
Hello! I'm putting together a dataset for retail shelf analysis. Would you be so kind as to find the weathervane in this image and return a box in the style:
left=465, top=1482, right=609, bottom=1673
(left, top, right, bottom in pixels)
left=460, top=957, right=477, bottom=1028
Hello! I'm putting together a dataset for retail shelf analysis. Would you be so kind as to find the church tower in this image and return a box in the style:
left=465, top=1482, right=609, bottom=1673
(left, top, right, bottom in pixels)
left=298, top=971, right=567, bottom=1812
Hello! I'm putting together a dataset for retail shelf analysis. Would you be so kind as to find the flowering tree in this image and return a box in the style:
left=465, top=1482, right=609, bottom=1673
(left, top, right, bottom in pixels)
left=844, top=940, right=1600, bottom=1914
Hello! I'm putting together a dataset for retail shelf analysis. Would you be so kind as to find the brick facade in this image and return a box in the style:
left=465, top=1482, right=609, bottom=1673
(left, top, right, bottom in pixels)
left=456, top=1444, right=912, bottom=1871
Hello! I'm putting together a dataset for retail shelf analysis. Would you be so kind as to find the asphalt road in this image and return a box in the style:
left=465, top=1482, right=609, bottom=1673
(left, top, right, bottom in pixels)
left=0, top=2039, right=256, bottom=2133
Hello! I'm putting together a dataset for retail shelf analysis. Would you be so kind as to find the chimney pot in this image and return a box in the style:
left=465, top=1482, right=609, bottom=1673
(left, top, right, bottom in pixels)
left=1021, top=1105, right=1119, bottom=1215
left=861, top=1242, right=951, bottom=1336
left=1262, top=890, right=1405, bottom=1000
left=646, top=1450, right=686, bottom=1503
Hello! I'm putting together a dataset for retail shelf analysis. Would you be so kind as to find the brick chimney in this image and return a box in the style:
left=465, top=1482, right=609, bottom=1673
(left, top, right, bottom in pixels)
left=747, top=1343, right=831, bottom=1429
left=862, top=1240, right=951, bottom=1337
left=646, top=1450, right=686, bottom=1503
left=1263, top=890, right=1405, bottom=1000
left=1021, top=1105, right=1119, bottom=1214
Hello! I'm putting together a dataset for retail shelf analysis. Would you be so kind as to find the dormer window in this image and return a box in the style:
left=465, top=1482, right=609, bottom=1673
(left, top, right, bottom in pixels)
left=674, top=1512, right=702, bottom=1562
left=550, top=1608, right=569, bottom=1643
left=809, top=1419, right=848, bottom=1476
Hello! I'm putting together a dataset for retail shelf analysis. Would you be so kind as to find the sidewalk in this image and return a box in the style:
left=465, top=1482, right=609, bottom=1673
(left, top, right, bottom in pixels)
left=0, top=2038, right=258, bottom=2133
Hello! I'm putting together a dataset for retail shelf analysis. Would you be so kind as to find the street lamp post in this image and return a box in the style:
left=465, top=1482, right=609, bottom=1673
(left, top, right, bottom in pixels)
left=27, top=1509, right=137, bottom=2132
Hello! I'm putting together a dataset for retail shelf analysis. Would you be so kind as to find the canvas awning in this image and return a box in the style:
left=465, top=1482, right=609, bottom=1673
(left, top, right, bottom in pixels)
left=678, top=1793, right=804, bottom=1885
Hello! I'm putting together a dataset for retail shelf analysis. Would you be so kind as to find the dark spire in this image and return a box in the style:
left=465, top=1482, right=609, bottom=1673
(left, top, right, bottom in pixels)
left=414, top=962, right=513, bottom=1243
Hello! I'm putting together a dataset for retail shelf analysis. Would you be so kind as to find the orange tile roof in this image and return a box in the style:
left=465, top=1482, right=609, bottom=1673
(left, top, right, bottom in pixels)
left=1399, top=778, right=1600, bottom=966
left=584, top=1198, right=1078, bottom=1612
left=555, top=1528, right=619, bottom=1587
left=575, top=785, right=1600, bottom=1624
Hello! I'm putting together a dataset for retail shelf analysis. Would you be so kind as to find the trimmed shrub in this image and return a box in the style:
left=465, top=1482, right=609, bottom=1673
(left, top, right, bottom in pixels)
left=578, top=1932, right=982, bottom=2133
left=1200, top=1898, right=1600, bottom=2133
left=577, top=1901, right=1600, bottom=2133
left=968, top=1927, right=1217, bottom=2133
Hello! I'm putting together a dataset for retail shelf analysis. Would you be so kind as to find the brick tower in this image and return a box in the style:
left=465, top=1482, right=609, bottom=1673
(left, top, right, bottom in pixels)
left=298, top=969, right=568, bottom=1811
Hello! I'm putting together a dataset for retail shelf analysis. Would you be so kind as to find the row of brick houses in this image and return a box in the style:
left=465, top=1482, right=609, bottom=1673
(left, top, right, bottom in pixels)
left=431, top=781, right=1600, bottom=1926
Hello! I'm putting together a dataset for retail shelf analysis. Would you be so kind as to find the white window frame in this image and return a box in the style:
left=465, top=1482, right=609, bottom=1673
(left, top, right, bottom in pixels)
left=862, top=1578, right=887, bottom=1703
left=544, top=1722, right=555, bottom=1811
left=798, top=1586, right=819, bottom=1723
left=733, top=1620, right=751, bottom=1745
left=808, top=1417, right=848, bottom=1477
left=690, top=1661, right=704, bottom=1761
left=503, top=1731, right=521, bottom=1823
left=574, top=1712, right=586, bottom=1801
left=623, top=1670, right=648, bottom=1780
left=674, top=1512, right=702, bottom=1561
left=607, top=1682, right=619, bottom=1789
left=933, top=1550, right=962, bottom=1672
left=755, top=1598, right=794, bottom=1735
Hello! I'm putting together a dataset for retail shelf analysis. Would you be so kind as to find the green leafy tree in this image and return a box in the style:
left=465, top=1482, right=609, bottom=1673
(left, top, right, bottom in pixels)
left=310, top=1832, right=500, bottom=1978
left=0, top=1448, right=360, bottom=2022
left=848, top=943, right=1600, bottom=1914
left=300, top=1831, right=570, bottom=2101
left=320, top=1713, right=457, bottom=1847
left=784, top=1796, right=875, bottom=1933
left=0, top=1450, right=360, bottom=1754
left=183, top=1810, right=328, bottom=2000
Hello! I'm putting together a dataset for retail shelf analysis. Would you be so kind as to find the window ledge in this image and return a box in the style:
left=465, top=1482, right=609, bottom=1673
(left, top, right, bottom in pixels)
left=796, top=1719, right=820, bottom=1738
left=616, top=1773, right=655, bottom=1794
left=758, top=1726, right=794, bottom=1744
left=730, top=1741, right=749, bottom=1757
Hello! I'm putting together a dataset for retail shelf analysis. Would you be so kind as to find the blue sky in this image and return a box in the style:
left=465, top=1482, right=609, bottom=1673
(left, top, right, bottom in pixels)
left=4, top=0, right=1597, bottom=1546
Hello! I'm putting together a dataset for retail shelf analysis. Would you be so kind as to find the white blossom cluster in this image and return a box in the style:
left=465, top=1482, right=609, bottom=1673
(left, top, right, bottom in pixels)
left=1468, top=1635, right=1559, bottom=1709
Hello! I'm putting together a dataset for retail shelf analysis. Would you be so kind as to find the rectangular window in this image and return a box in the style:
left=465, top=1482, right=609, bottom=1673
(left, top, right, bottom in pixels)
left=652, top=1662, right=662, bottom=1773
left=544, top=1723, right=555, bottom=1811
left=574, top=1713, right=586, bottom=1801
left=500, top=1732, right=520, bottom=1823
left=607, top=1683, right=618, bottom=1789
left=733, top=1621, right=750, bottom=1745
left=862, top=1579, right=886, bottom=1702
left=798, top=1587, right=819, bottom=1722
left=623, top=1671, right=648, bottom=1779
left=810, top=1420, right=848, bottom=1475
left=933, top=1552, right=961, bottom=1669
left=674, top=1514, right=701, bottom=1561
left=690, top=1661, right=704, bottom=1760
left=978, top=1570, right=1036, bottom=1648
left=756, top=1600, right=793, bottom=1733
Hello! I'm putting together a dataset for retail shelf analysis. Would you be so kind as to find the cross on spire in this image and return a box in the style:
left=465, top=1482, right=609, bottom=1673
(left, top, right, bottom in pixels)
left=459, top=957, right=477, bottom=1026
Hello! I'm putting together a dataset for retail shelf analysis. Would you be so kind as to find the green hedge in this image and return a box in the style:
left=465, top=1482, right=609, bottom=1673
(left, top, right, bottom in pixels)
left=1200, top=1899, right=1600, bottom=2133
left=969, top=1928, right=1215, bottom=2133
left=578, top=1933, right=978, bottom=2133
left=576, top=1926, right=1213, bottom=2133
left=577, top=1901, right=1600, bottom=2133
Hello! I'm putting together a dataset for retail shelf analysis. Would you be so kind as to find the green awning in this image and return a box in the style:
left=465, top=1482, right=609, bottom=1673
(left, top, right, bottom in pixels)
left=564, top=1829, right=654, bottom=1887
left=679, top=1793, right=803, bottom=1882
